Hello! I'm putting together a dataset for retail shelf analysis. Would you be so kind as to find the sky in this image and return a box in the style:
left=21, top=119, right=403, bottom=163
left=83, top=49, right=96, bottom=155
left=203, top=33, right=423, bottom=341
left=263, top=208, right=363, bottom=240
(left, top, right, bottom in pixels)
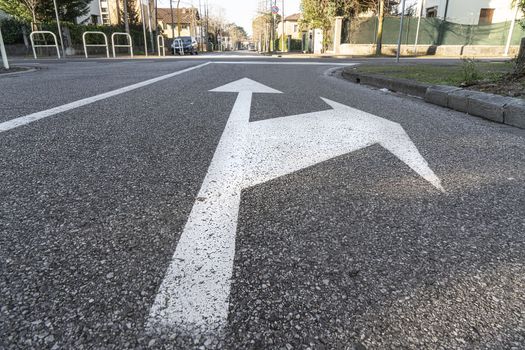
left=157, top=0, right=302, bottom=35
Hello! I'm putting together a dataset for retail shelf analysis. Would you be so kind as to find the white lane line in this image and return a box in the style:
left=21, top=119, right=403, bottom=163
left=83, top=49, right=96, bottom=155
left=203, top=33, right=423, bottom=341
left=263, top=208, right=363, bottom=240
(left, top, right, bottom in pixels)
left=0, top=62, right=211, bottom=133
left=147, top=78, right=444, bottom=337
left=213, top=61, right=356, bottom=66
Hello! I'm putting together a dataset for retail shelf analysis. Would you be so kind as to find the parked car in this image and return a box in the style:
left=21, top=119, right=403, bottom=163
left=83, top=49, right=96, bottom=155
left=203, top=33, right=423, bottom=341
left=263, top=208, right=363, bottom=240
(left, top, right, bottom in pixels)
left=171, top=37, right=198, bottom=55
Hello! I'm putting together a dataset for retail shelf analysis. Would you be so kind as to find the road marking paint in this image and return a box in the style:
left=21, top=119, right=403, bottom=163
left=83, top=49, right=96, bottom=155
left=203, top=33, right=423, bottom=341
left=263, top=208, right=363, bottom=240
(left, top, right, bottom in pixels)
left=147, top=78, right=444, bottom=337
left=213, top=61, right=355, bottom=66
left=0, top=61, right=355, bottom=134
left=0, top=62, right=211, bottom=133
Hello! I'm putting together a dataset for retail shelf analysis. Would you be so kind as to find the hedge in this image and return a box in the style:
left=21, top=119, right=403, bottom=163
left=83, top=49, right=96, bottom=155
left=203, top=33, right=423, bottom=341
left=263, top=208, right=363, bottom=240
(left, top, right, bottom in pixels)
left=0, top=18, right=149, bottom=48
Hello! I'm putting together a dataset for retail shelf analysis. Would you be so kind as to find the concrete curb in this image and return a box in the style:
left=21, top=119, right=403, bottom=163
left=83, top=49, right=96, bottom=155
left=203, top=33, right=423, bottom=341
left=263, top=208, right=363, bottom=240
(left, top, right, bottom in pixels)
left=342, top=69, right=430, bottom=98
left=341, top=68, right=525, bottom=129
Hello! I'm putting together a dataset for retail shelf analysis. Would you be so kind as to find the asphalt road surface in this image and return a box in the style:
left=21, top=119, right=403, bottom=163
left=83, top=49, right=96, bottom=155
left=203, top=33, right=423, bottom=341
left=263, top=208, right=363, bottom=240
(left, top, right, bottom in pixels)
left=1, top=55, right=524, bottom=350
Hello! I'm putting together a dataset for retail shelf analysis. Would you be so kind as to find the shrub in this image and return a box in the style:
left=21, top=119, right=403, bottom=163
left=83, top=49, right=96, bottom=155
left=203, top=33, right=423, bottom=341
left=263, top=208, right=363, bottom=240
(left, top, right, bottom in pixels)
left=460, top=58, right=481, bottom=85
left=0, top=18, right=30, bottom=44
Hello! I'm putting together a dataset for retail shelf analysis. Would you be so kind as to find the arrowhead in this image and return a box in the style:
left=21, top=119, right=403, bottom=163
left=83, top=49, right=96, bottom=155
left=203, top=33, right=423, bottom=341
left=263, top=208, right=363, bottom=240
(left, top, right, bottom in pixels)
left=210, top=78, right=282, bottom=94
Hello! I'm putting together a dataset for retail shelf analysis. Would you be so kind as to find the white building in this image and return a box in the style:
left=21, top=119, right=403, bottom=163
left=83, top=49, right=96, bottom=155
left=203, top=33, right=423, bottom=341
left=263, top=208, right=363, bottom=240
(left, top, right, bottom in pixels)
left=77, top=0, right=103, bottom=24
left=277, top=13, right=301, bottom=39
left=421, top=0, right=521, bottom=24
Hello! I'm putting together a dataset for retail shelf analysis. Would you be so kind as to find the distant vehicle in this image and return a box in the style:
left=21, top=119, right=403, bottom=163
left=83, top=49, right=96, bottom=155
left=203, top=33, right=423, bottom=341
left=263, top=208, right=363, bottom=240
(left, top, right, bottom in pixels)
left=171, top=37, right=198, bottom=55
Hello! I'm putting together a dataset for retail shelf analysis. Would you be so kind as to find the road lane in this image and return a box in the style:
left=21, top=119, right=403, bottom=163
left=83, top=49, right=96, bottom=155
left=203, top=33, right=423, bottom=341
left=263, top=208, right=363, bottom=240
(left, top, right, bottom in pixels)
left=1, top=59, right=524, bottom=349
left=0, top=60, right=204, bottom=123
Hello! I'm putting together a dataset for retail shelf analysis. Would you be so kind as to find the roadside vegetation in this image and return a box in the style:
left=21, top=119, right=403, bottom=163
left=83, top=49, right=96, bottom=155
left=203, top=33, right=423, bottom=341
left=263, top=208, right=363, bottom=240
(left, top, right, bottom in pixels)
left=353, top=61, right=524, bottom=98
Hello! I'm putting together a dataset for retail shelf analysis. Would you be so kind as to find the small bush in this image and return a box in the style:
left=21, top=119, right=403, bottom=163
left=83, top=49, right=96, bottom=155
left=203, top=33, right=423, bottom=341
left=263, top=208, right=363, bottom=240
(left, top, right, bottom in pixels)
left=460, top=58, right=481, bottom=85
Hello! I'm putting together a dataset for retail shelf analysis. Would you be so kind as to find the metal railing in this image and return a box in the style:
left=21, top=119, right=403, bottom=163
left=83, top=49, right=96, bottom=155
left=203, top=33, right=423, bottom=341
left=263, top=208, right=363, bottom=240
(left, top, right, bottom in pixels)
left=157, top=35, right=166, bottom=57
left=111, top=32, right=133, bottom=58
left=83, top=31, right=110, bottom=58
left=30, top=31, right=61, bottom=59
left=173, top=38, right=184, bottom=55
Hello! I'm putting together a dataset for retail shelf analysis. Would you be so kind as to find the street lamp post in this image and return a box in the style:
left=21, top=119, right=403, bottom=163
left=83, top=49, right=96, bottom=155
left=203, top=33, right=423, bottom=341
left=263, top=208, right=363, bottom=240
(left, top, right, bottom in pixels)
left=281, top=0, right=285, bottom=52
left=140, top=0, right=149, bottom=56
left=0, top=27, right=9, bottom=69
left=52, top=0, right=65, bottom=58
left=413, top=0, right=424, bottom=56
left=504, top=1, right=520, bottom=56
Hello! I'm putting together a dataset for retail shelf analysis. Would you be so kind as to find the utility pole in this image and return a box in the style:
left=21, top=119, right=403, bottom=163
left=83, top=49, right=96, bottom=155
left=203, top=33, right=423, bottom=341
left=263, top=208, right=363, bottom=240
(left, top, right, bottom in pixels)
left=204, top=0, right=208, bottom=51
left=170, top=0, right=175, bottom=39
left=0, top=26, right=9, bottom=69
left=504, top=1, right=520, bottom=56
left=271, top=0, right=275, bottom=53
left=199, top=0, right=203, bottom=51
left=396, top=0, right=406, bottom=63
left=52, top=0, right=65, bottom=58
left=413, top=0, right=423, bottom=56
left=124, top=0, right=130, bottom=33
left=281, top=0, right=285, bottom=52
left=140, top=0, right=148, bottom=55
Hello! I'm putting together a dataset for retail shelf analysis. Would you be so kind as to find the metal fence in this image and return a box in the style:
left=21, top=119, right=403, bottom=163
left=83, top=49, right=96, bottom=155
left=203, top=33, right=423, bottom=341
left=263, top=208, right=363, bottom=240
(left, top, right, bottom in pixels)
left=342, top=16, right=525, bottom=46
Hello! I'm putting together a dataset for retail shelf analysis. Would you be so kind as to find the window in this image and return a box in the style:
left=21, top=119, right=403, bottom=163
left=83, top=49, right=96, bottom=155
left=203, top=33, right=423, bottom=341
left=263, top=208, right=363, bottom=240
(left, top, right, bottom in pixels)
left=91, top=15, right=99, bottom=24
left=479, top=8, right=495, bottom=25
left=426, top=6, right=438, bottom=18
left=293, top=24, right=298, bottom=32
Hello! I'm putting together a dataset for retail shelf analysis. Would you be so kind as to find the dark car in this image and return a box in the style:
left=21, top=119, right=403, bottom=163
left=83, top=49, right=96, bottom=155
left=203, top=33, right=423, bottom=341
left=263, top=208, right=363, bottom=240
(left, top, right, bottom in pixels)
left=171, top=36, right=198, bottom=55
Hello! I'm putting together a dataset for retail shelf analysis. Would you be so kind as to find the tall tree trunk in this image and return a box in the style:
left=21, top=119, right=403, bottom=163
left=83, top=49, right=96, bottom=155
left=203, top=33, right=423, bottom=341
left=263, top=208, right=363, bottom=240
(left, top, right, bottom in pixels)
left=516, top=37, right=525, bottom=76
left=116, top=0, right=121, bottom=25
left=375, top=0, right=384, bottom=56
left=31, top=9, right=37, bottom=31
left=124, top=0, right=130, bottom=33
left=176, top=0, right=181, bottom=37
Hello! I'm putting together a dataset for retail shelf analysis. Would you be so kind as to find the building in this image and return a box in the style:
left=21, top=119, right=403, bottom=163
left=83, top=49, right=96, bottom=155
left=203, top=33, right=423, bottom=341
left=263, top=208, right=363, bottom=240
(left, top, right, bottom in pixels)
left=422, top=0, right=521, bottom=24
left=156, top=8, right=200, bottom=39
left=77, top=0, right=155, bottom=26
left=77, top=0, right=102, bottom=24
left=277, top=13, right=301, bottom=39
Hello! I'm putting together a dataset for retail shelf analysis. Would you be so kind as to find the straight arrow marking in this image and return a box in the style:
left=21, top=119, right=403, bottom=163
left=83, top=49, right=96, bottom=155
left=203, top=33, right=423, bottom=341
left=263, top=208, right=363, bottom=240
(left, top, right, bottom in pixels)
left=147, top=78, right=444, bottom=337
left=147, top=79, right=281, bottom=335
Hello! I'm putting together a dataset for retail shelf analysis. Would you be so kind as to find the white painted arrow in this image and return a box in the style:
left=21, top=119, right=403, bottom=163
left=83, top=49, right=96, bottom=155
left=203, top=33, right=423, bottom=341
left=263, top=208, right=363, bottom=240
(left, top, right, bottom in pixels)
left=147, top=78, right=444, bottom=337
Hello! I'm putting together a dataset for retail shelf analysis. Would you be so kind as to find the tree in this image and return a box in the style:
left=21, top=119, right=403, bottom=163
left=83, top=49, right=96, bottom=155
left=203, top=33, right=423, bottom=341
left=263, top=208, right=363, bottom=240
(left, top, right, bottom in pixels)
left=39, top=0, right=91, bottom=23
left=119, top=0, right=139, bottom=27
left=1, top=0, right=90, bottom=27
left=0, top=0, right=40, bottom=28
left=300, top=0, right=385, bottom=51
left=0, top=0, right=33, bottom=23
left=515, top=0, right=525, bottom=74
left=225, top=24, right=247, bottom=50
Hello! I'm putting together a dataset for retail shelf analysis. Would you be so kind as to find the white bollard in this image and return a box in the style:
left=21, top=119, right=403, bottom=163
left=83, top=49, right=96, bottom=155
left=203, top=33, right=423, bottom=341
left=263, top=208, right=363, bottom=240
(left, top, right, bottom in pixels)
left=0, top=27, right=9, bottom=69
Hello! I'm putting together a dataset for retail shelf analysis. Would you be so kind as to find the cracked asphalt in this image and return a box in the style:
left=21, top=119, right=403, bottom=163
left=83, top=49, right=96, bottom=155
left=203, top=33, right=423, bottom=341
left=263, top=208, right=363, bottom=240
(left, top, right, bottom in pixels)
left=1, top=54, right=524, bottom=349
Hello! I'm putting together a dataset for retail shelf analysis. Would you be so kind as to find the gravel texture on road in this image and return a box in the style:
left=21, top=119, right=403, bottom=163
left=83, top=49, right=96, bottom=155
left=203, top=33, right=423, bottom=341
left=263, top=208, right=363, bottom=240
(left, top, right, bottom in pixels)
left=1, top=58, right=524, bottom=349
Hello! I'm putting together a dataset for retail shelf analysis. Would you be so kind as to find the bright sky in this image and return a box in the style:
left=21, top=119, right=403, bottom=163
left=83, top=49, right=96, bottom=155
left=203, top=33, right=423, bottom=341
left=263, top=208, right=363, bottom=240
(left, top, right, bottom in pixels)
left=157, top=0, right=302, bottom=35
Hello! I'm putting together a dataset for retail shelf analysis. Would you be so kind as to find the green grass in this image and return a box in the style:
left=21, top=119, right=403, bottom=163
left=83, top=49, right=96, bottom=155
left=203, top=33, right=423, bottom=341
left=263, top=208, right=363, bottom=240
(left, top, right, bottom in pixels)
left=354, top=61, right=513, bottom=86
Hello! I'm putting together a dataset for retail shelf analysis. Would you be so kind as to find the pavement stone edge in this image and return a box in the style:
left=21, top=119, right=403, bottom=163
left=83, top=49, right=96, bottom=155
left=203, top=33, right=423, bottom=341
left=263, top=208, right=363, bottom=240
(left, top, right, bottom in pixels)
left=341, top=67, right=525, bottom=129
